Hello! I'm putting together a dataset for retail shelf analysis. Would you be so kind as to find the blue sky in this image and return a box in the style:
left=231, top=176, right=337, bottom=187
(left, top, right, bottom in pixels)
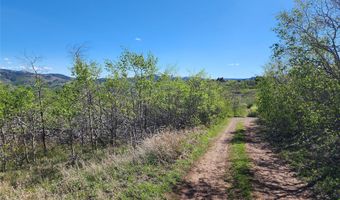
left=0, top=0, right=294, bottom=78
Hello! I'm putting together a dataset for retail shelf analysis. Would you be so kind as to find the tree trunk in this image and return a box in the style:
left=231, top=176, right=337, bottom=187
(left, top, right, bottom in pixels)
left=0, top=127, right=7, bottom=172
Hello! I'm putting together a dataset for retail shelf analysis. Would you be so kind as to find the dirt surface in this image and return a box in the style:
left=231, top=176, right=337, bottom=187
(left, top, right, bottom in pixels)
left=169, top=118, right=242, bottom=200
left=169, top=117, right=313, bottom=200
left=245, top=118, right=314, bottom=200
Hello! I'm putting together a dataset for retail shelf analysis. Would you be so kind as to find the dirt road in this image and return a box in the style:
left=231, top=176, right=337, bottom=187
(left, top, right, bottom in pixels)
left=170, top=118, right=241, bottom=200
left=245, top=119, right=313, bottom=199
left=170, top=117, right=313, bottom=200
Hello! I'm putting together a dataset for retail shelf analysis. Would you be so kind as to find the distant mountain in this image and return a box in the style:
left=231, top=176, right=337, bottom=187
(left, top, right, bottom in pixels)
left=0, top=68, right=257, bottom=87
left=223, top=77, right=256, bottom=81
left=0, top=69, right=71, bottom=87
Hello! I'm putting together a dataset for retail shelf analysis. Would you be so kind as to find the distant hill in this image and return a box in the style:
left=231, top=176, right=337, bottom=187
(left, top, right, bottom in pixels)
left=0, top=68, right=257, bottom=87
left=224, top=77, right=256, bottom=81
left=0, top=69, right=71, bottom=87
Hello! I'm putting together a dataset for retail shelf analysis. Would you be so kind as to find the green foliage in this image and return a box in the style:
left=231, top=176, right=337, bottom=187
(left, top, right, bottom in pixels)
left=258, top=1, right=340, bottom=198
left=227, top=122, right=252, bottom=200
left=116, top=118, right=230, bottom=199
left=0, top=49, right=233, bottom=199
left=247, top=104, right=258, bottom=117
left=0, top=117, right=230, bottom=199
left=258, top=65, right=340, bottom=199
left=224, top=80, right=257, bottom=117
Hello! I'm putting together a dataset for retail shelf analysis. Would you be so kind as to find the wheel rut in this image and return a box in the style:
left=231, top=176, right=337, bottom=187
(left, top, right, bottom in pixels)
left=169, top=117, right=314, bottom=200
left=170, top=118, right=242, bottom=200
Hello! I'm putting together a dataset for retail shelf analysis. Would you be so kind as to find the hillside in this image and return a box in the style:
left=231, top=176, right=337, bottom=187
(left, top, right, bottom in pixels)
left=0, top=68, right=256, bottom=87
left=0, top=69, right=71, bottom=87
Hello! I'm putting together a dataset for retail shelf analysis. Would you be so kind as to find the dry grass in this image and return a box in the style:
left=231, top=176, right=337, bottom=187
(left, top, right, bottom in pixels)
left=0, top=127, right=205, bottom=200
left=137, top=128, right=202, bottom=164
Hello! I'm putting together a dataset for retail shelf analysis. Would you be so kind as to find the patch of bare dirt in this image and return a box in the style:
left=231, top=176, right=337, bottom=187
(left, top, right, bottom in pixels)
left=244, top=118, right=314, bottom=200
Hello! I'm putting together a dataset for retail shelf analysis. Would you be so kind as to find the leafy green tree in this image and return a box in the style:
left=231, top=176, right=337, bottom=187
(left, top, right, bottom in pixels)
left=273, top=0, right=340, bottom=80
left=258, top=0, right=340, bottom=198
left=104, top=57, right=131, bottom=146
left=12, top=87, right=35, bottom=165
left=0, top=83, right=11, bottom=171
left=20, top=54, right=50, bottom=155
left=52, top=83, right=80, bottom=158
left=0, top=48, right=233, bottom=173
left=70, top=48, right=101, bottom=150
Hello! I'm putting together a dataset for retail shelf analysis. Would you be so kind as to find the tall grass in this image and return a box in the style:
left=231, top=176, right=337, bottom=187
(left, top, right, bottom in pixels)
left=0, top=118, right=230, bottom=200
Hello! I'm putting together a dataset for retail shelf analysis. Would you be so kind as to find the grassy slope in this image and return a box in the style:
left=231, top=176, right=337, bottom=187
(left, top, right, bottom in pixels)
left=0, top=118, right=230, bottom=200
left=227, top=121, right=252, bottom=200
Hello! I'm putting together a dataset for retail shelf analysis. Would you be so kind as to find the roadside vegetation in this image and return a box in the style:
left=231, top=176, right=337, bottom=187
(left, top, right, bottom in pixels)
left=1, top=0, right=338, bottom=199
left=0, top=47, right=247, bottom=199
left=227, top=121, right=252, bottom=200
left=257, top=0, right=340, bottom=199
left=219, top=78, right=259, bottom=117
left=0, top=117, right=230, bottom=199
left=0, top=48, right=232, bottom=171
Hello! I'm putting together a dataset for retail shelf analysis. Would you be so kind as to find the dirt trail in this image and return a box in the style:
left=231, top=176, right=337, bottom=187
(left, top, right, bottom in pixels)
left=244, top=118, right=313, bottom=200
left=170, top=118, right=242, bottom=200
left=170, top=117, right=313, bottom=200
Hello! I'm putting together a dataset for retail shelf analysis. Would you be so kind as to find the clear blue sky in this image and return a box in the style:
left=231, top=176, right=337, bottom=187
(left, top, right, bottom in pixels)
left=0, top=0, right=294, bottom=78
